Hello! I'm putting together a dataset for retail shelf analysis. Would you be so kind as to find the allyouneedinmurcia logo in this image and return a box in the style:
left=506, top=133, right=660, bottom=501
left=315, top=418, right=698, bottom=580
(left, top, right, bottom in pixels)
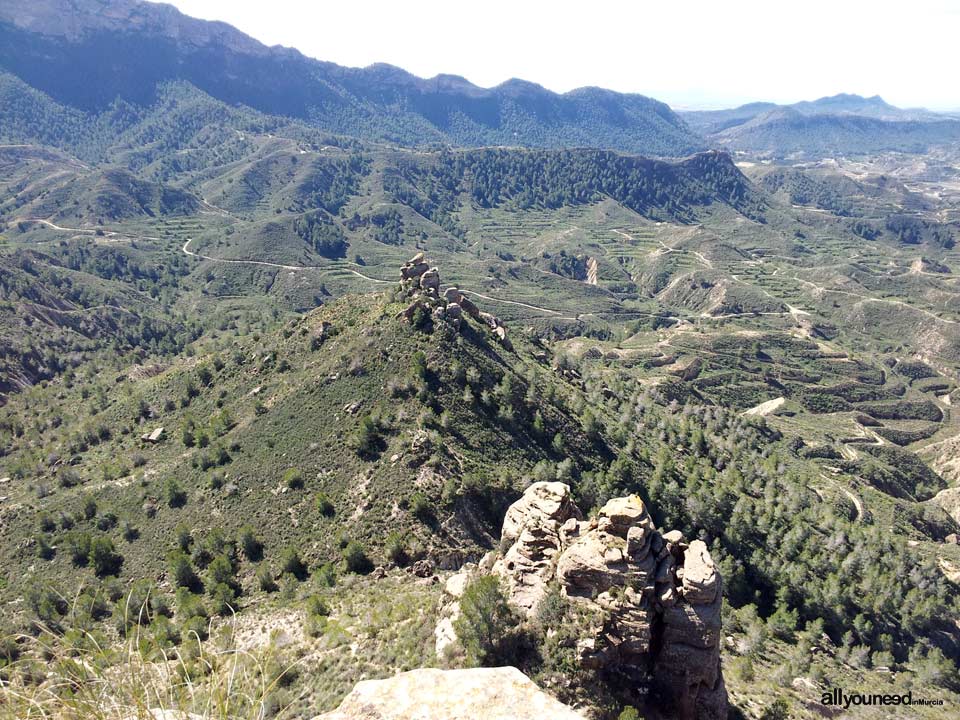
left=821, top=688, right=944, bottom=709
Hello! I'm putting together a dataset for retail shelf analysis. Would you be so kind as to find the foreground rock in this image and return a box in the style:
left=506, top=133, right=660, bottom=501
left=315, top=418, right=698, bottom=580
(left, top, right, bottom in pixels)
left=442, top=482, right=728, bottom=720
left=315, top=667, right=586, bottom=720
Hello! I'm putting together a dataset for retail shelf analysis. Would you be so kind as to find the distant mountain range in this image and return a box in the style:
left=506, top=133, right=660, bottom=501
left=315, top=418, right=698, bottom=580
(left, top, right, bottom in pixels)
left=682, top=94, right=960, bottom=157
left=0, top=0, right=704, bottom=157
left=0, top=0, right=959, bottom=161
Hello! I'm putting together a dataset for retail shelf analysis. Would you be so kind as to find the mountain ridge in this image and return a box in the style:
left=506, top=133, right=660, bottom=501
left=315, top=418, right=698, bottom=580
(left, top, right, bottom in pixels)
left=0, top=0, right=704, bottom=157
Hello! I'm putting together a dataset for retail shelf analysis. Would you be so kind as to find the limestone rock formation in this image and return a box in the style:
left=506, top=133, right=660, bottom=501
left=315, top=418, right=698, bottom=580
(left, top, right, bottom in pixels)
left=315, top=667, right=586, bottom=720
left=493, top=481, right=582, bottom=614
left=440, top=483, right=728, bottom=720
left=397, top=254, right=509, bottom=345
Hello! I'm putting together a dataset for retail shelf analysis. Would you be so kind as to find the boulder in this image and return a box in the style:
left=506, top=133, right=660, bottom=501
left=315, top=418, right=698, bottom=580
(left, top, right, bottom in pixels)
left=500, top=482, right=581, bottom=546
left=420, top=267, right=441, bottom=294
left=315, top=667, right=586, bottom=720
left=680, top=540, right=719, bottom=604
left=459, top=296, right=482, bottom=319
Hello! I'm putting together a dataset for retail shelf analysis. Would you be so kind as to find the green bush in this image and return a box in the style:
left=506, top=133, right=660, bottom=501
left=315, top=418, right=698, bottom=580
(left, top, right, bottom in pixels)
left=279, top=547, right=308, bottom=580
left=352, top=415, right=381, bottom=456
left=239, top=526, right=263, bottom=561
left=256, top=564, right=276, bottom=592
left=282, top=468, right=304, bottom=489
left=315, top=492, right=335, bottom=517
left=759, top=698, right=789, bottom=720
left=385, top=532, right=409, bottom=565
left=209, top=583, right=237, bottom=615
left=306, top=595, right=330, bottom=618
left=342, top=541, right=372, bottom=574
left=165, top=479, right=187, bottom=508
left=168, top=550, right=199, bottom=589
left=88, top=536, right=122, bottom=577
left=409, top=491, right=434, bottom=522
left=453, top=575, right=516, bottom=666
left=206, top=555, right=236, bottom=591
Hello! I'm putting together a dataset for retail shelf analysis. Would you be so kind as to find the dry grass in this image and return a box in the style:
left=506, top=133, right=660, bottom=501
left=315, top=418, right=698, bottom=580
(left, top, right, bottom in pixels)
left=0, top=607, right=307, bottom=720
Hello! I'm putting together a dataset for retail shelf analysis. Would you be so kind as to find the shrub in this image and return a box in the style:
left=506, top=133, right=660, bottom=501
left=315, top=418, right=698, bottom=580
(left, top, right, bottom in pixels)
left=95, top=512, right=118, bottom=531
left=409, top=492, right=434, bottom=522
left=352, top=415, right=381, bottom=456
left=175, top=524, right=193, bottom=552
left=282, top=468, right=304, bottom=489
left=314, top=562, right=337, bottom=588
left=81, top=495, right=97, bottom=520
left=58, top=468, right=81, bottom=488
left=280, top=547, right=308, bottom=580
left=165, top=479, right=187, bottom=508
left=168, top=551, right=199, bottom=590
left=256, top=564, right=277, bottom=592
left=66, top=531, right=93, bottom=566
left=306, top=595, right=330, bottom=618
left=315, top=492, right=335, bottom=517
left=122, top=521, right=139, bottom=542
left=209, top=583, right=237, bottom=616
left=453, top=575, right=516, bottom=666
left=759, top=699, right=789, bottom=720
left=239, top=526, right=263, bottom=561
left=88, top=536, right=122, bottom=577
left=206, top=555, right=236, bottom=591
left=342, top=541, right=372, bottom=574
left=385, top=532, right=409, bottom=566
left=35, top=535, right=55, bottom=560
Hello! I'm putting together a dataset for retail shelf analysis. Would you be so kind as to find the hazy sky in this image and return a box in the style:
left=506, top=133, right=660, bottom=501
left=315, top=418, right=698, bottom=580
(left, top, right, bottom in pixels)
left=165, top=0, right=959, bottom=111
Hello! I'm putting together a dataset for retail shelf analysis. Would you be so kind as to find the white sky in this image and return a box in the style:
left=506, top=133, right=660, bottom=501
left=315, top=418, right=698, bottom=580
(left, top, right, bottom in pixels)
left=164, top=0, right=960, bottom=111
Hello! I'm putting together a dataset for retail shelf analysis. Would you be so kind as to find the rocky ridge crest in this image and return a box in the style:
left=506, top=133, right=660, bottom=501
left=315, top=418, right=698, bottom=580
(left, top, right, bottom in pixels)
left=398, top=253, right=510, bottom=346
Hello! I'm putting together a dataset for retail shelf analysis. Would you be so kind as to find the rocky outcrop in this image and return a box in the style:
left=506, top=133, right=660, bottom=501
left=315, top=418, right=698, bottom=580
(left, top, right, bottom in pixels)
left=931, top=487, right=960, bottom=525
left=493, top=481, right=582, bottom=614
left=440, top=483, right=727, bottom=720
left=397, top=254, right=509, bottom=346
left=315, top=667, right=586, bottom=720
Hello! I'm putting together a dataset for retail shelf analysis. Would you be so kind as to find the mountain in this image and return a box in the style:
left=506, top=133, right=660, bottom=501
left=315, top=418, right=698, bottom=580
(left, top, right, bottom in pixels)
left=683, top=94, right=960, bottom=157
left=0, top=0, right=704, bottom=157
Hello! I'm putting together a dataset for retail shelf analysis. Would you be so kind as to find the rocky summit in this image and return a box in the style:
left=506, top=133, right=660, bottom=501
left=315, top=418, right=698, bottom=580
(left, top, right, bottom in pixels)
left=438, top=482, right=727, bottom=720
left=398, top=253, right=510, bottom=346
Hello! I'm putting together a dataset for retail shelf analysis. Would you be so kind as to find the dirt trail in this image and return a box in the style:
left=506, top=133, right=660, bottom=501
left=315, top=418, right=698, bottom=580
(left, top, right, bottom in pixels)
left=743, top=397, right=785, bottom=416
left=819, top=474, right=864, bottom=522
left=181, top=238, right=394, bottom=284
left=17, top=217, right=162, bottom=242
left=793, top=275, right=957, bottom=325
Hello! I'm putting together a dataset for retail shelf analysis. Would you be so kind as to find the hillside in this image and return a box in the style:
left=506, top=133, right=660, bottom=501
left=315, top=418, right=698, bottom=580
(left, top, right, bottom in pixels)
left=0, top=0, right=703, bottom=157
left=1, top=260, right=958, bottom=717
